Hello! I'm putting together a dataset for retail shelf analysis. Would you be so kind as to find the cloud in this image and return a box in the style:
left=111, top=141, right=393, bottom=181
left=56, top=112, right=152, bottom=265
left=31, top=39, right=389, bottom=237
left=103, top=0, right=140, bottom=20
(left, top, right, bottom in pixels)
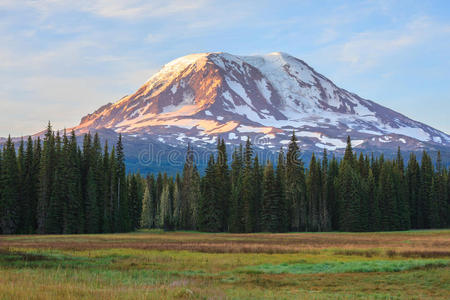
left=317, top=16, right=450, bottom=72
left=3, top=0, right=213, bottom=20
left=81, top=0, right=210, bottom=19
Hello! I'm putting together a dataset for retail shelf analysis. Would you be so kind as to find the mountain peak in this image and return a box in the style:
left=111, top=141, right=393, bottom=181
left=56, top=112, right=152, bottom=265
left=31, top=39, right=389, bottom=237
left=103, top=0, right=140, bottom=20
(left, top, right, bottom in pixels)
left=75, top=51, right=450, bottom=152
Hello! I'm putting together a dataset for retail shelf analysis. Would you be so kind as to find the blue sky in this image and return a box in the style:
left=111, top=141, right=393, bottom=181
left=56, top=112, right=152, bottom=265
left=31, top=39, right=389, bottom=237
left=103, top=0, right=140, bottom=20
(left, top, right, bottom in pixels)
left=1, top=0, right=449, bottom=136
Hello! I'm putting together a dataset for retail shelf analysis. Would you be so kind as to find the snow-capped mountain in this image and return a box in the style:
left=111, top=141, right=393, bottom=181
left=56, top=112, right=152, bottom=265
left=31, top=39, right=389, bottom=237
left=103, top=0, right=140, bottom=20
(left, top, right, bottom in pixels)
left=74, top=52, right=450, bottom=152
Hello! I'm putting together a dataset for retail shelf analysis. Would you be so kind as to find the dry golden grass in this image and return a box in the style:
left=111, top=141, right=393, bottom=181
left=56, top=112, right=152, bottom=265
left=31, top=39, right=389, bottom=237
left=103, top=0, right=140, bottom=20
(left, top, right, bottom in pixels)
left=0, top=230, right=449, bottom=299
left=1, top=230, right=449, bottom=255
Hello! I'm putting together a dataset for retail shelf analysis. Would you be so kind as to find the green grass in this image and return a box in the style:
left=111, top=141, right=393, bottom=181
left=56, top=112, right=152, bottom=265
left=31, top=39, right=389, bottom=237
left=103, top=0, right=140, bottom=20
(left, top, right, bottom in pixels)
left=1, top=230, right=449, bottom=299
left=242, top=259, right=450, bottom=275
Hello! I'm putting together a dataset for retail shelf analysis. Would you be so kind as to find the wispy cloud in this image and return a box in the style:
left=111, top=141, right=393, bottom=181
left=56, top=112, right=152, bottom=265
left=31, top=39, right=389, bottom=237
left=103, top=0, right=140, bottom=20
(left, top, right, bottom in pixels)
left=313, top=16, right=450, bottom=72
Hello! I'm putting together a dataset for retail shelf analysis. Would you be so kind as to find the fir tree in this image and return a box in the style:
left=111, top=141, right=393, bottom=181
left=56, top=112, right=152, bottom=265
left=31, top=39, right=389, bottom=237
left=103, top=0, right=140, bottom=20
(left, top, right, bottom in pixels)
left=47, top=132, right=64, bottom=233
left=190, top=166, right=201, bottom=230
left=22, top=136, right=37, bottom=233
left=0, top=136, right=19, bottom=233
left=261, top=161, right=279, bottom=232
left=102, top=142, right=112, bottom=233
left=229, top=146, right=244, bottom=233
left=116, top=134, right=129, bottom=232
left=63, top=131, right=82, bottom=234
left=366, top=169, right=380, bottom=231
left=216, top=138, right=231, bottom=231
left=85, top=168, right=99, bottom=233
left=16, top=138, right=25, bottom=233
left=336, top=138, right=362, bottom=232
left=180, top=144, right=195, bottom=229
left=431, top=151, right=447, bottom=228
left=377, top=162, right=398, bottom=231
left=285, top=131, right=306, bottom=231
left=242, top=137, right=256, bottom=232
left=393, top=148, right=410, bottom=230
left=320, top=149, right=331, bottom=231
left=37, top=122, right=55, bottom=233
left=199, top=155, right=221, bottom=232
left=328, top=155, right=339, bottom=230
left=140, top=182, right=153, bottom=229
left=128, top=174, right=141, bottom=231
left=419, top=151, right=434, bottom=228
left=92, top=133, right=104, bottom=232
left=159, top=181, right=172, bottom=230
left=406, top=153, right=421, bottom=228
left=172, top=173, right=182, bottom=229
left=275, top=149, right=288, bottom=232
left=307, top=153, right=320, bottom=231
left=252, top=154, right=263, bottom=232
left=337, top=161, right=362, bottom=232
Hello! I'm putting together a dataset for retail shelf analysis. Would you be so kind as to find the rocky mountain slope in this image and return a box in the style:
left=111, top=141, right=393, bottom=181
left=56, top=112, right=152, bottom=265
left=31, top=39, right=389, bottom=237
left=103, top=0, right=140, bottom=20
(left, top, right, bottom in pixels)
left=73, top=52, right=449, bottom=154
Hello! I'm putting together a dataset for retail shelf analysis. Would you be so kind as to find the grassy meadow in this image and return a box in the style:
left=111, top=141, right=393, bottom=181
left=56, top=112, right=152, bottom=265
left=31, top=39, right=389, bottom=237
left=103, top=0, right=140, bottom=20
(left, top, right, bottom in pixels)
left=0, top=230, right=449, bottom=299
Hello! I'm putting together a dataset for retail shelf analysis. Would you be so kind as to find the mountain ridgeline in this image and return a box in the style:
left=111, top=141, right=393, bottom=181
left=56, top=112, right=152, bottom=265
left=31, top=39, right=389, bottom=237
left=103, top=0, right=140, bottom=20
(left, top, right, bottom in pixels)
left=74, top=52, right=449, bottom=157
left=0, top=123, right=448, bottom=234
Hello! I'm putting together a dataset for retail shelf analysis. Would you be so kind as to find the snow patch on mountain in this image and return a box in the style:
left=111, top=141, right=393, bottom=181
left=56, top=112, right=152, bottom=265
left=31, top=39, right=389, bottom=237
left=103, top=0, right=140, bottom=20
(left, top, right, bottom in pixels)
left=73, top=51, right=450, bottom=152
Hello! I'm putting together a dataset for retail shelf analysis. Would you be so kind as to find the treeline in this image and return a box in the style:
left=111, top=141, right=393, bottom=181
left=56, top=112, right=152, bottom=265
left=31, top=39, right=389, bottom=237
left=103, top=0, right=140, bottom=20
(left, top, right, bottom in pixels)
left=141, top=133, right=449, bottom=232
left=1, top=125, right=449, bottom=234
left=0, top=123, right=143, bottom=234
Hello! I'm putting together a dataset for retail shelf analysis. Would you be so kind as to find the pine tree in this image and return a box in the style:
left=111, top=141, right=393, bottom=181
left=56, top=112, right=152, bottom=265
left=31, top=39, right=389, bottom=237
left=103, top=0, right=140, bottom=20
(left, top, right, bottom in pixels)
left=172, top=173, right=182, bottom=229
left=419, top=151, right=434, bottom=228
left=447, top=167, right=450, bottom=227
left=115, top=134, right=129, bottom=232
left=22, top=136, right=37, bottom=233
left=37, top=122, right=55, bottom=233
left=0, top=136, right=20, bottom=233
left=81, top=133, right=92, bottom=232
left=229, top=146, right=244, bottom=233
left=128, top=174, right=141, bottom=231
left=140, top=182, right=152, bottom=228
left=155, top=172, right=163, bottom=227
left=262, top=161, right=281, bottom=232
left=190, top=166, right=201, bottom=230
left=343, top=136, right=354, bottom=166
left=337, top=161, right=362, bottom=231
left=0, top=148, right=2, bottom=234
left=358, top=172, right=369, bottom=232
left=180, top=144, right=195, bottom=229
left=252, top=154, right=263, bottom=232
left=63, top=130, right=82, bottom=234
left=85, top=168, right=99, bottom=233
left=337, top=137, right=362, bottom=232
left=431, top=151, right=447, bottom=228
left=285, top=131, right=306, bottom=231
left=366, top=169, right=380, bottom=231
left=406, top=153, right=421, bottom=228
left=275, top=149, right=288, bottom=232
left=92, top=133, right=104, bottom=232
left=216, top=138, right=231, bottom=231
left=47, top=132, right=64, bottom=233
left=199, top=155, right=221, bottom=232
left=146, top=175, right=157, bottom=228
left=328, top=155, right=339, bottom=230
left=377, top=162, right=398, bottom=231
left=102, top=142, right=112, bottom=233
left=242, top=138, right=255, bottom=232
left=320, top=149, right=331, bottom=231
left=393, top=148, right=410, bottom=230
left=159, top=181, right=172, bottom=230
left=307, top=153, right=320, bottom=231
left=16, top=138, right=25, bottom=233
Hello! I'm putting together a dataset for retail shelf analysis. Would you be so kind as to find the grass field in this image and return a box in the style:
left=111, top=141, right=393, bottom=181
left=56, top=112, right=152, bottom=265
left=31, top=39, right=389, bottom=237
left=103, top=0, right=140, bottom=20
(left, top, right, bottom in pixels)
left=0, top=230, right=449, bottom=299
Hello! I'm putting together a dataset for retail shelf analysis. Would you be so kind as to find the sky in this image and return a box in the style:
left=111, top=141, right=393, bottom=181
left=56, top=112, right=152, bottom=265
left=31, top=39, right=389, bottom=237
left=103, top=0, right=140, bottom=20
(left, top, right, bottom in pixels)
left=1, top=0, right=449, bottom=136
